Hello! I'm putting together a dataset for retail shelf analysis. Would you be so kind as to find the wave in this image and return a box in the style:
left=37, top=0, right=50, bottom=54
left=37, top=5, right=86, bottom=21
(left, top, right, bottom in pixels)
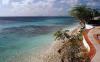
left=0, top=17, right=79, bottom=62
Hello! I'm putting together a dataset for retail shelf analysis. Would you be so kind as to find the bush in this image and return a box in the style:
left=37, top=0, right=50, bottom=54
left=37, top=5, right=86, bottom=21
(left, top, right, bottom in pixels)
left=54, top=29, right=91, bottom=62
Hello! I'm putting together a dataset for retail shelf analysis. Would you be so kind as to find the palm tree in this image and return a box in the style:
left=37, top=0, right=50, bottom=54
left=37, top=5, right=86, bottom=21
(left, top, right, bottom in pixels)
left=70, top=5, right=93, bottom=28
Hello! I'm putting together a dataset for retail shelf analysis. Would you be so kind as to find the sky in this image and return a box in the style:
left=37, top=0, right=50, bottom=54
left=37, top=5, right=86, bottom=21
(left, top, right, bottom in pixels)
left=0, top=0, right=100, bottom=16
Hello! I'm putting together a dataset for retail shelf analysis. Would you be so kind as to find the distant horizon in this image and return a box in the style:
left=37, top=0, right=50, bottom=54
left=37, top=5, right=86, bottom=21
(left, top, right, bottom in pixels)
left=0, top=16, right=73, bottom=17
left=0, top=16, right=75, bottom=21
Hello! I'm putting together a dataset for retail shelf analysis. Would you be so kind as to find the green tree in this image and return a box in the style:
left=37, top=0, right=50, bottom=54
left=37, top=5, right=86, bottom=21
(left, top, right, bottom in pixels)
left=92, top=9, right=100, bottom=17
left=70, top=5, right=94, bottom=28
left=70, top=5, right=93, bottom=22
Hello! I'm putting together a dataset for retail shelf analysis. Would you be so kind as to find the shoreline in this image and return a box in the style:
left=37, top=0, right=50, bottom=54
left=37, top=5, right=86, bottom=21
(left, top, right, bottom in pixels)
left=8, top=25, right=80, bottom=62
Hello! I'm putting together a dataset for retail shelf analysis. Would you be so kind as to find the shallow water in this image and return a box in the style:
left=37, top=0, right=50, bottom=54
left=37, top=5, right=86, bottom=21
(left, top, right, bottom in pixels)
left=0, top=17, right=78, bottom=62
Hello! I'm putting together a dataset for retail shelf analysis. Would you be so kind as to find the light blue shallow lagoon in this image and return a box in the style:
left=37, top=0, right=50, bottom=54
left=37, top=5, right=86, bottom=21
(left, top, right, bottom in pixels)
left=0, top=17, right=78, bottom=62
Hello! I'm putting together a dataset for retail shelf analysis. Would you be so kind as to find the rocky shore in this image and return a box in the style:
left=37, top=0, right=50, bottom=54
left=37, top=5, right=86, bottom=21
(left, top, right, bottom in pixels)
left=10, top=26, right=97, bottom=62
left=32, top=27, right=90, bottom=62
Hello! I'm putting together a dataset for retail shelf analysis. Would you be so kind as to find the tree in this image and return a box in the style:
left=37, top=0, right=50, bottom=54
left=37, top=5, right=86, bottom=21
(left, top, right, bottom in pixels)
left=70, top=5, right=94, bottom=28
left=70, top=5, right=94, bottom=21
left=92, top=9, right=100, bottom=17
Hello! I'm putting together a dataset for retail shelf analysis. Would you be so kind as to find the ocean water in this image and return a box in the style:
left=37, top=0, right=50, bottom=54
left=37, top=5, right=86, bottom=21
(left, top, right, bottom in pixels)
left=0, top=17, right=78, bottom=62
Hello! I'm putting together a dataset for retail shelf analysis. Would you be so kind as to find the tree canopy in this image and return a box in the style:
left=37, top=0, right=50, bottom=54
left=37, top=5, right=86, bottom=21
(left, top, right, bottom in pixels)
left=70, top=5, right=94, bottom=22
left=71, top=6, right=100, bottom=20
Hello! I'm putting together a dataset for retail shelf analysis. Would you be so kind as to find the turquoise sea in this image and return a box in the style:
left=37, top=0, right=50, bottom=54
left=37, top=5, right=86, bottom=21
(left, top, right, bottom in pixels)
left=0, top=17, right=78, bottom=62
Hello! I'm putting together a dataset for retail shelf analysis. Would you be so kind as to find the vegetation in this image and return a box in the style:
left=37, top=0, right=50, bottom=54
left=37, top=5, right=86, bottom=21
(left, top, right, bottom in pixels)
left=53, top=5, right=99, bottom=62
left=70, top=5, right=100, bottom=27
left=54, top=29, right=91, bottom=62
left=92, top=9, right=100, bottom=17
left=68, top=35, right=90, bottom=62
left=54, top=30, right=70, bottom=40
left=70, top=5, right=93, bottom=22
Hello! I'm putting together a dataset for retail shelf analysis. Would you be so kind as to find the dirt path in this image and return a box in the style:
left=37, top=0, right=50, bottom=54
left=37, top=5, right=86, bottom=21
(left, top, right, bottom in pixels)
left=88, top=27, right=100, bottom=62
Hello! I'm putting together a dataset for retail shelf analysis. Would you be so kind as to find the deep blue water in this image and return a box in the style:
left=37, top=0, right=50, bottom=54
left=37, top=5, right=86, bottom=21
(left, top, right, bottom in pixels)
left=0, top=17, right=78, bottom=62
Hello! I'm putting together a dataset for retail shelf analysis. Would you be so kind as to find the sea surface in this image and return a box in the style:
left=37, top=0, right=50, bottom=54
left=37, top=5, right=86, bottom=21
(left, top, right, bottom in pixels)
left=0, top=17, right=79, bottom=62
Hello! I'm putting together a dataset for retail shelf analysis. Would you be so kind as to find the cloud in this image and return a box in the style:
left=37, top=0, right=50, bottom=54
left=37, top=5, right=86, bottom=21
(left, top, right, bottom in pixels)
left=0, top=0, right=99, bottom=16
left=85, top=0, right=100, bottom=9
left=2, top=0, right=10, bottom=5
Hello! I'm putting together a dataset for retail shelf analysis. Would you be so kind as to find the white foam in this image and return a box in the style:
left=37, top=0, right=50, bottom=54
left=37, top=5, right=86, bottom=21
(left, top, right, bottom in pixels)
left=63, top=23, right=79, bottom=31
